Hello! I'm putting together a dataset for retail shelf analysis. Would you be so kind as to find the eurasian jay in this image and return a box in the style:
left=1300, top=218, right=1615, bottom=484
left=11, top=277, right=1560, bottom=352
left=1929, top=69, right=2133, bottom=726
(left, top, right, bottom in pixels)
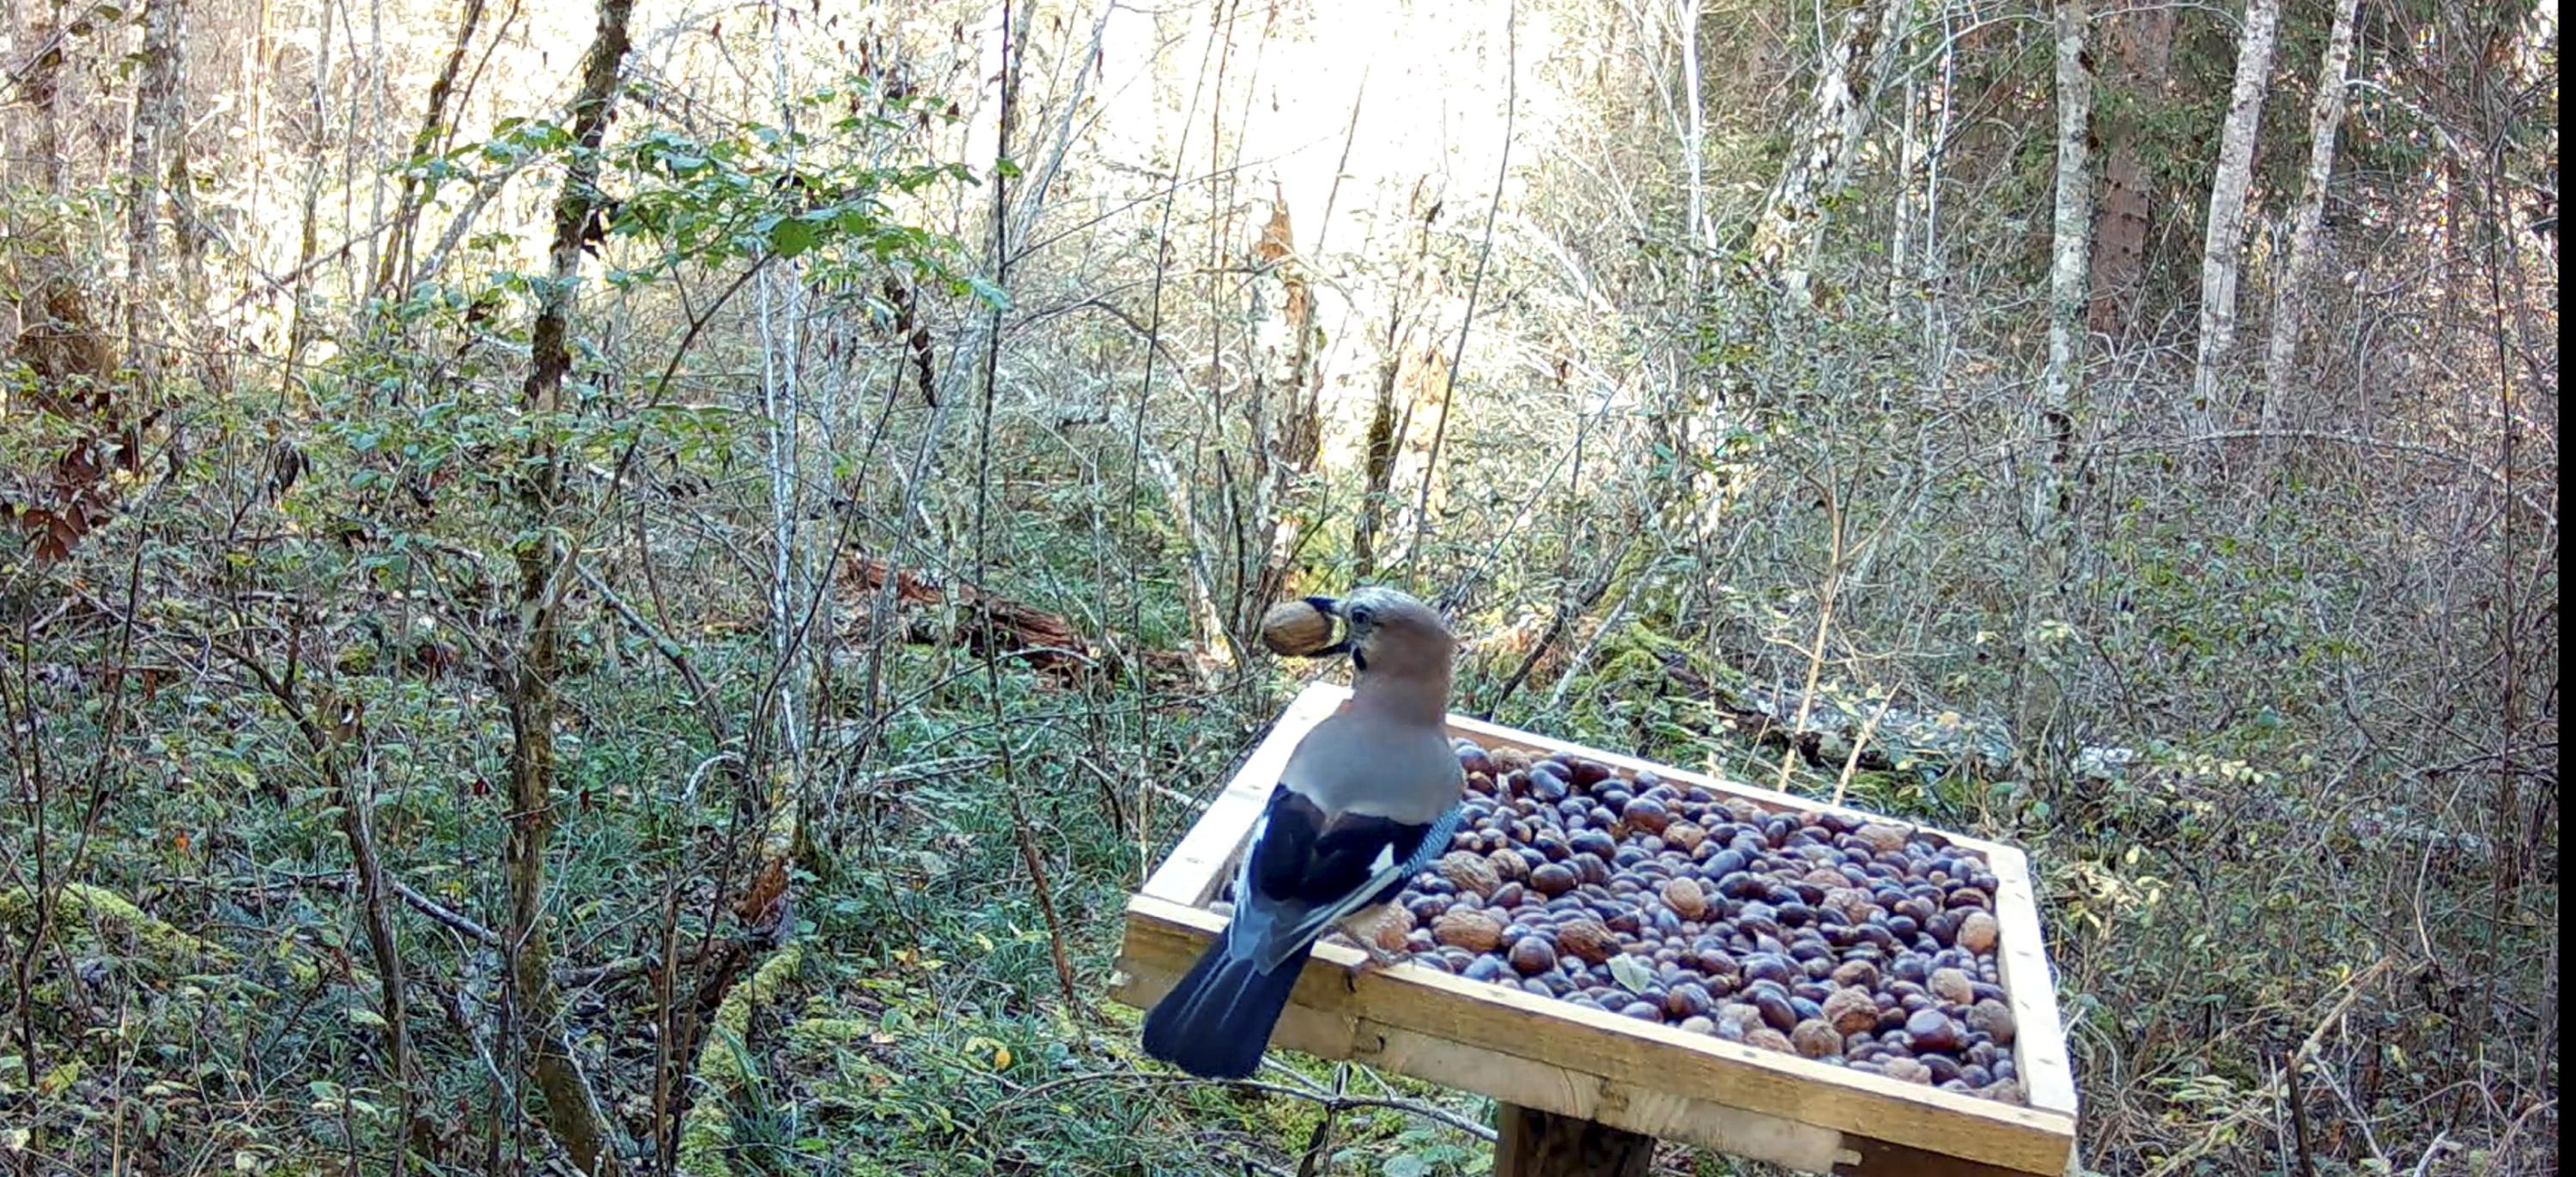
left=1142, top=587, right=1465, bottom=1079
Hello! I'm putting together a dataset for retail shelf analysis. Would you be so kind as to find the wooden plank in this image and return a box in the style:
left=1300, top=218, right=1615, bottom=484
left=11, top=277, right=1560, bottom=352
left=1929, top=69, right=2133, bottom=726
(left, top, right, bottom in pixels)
left=1138, top=682, right=1347, bottom=906
left=1115, top=931, right=1859, bottom=1172
left=1115, top=895, right=2075, bottom=1174
left=1835, top=1136, right=2054, bottom=1176
left=1984, top=846, right=2079, bottom=1116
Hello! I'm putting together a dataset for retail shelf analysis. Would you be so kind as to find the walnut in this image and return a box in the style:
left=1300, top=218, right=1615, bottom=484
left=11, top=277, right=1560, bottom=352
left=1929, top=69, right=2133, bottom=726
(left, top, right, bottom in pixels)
left=1436, top=851, right=1502, bottom=898
left=1553, top=918, right=1619, bottom=966
left=1259, top=599, right=1339, bottom=656
left=1431, top=909, right=1505, bottom=952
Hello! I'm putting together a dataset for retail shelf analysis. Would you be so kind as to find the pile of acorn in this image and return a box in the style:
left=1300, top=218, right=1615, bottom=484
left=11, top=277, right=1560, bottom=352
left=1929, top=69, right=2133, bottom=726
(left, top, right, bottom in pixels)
left=1384, top=741, right=2022, bottom=1104
left=1242, top=598, right=2024, bottom=1103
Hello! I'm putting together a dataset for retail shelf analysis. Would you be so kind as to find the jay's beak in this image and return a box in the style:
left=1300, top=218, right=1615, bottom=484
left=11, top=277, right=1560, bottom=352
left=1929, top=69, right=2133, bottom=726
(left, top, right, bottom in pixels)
left=1300, top=596, right=1352, bottom=657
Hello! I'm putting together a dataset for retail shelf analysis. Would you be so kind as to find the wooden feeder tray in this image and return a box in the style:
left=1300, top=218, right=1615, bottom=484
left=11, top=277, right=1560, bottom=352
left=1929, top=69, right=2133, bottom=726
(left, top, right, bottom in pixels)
left=1112, top=683, right=2080, bottom=1175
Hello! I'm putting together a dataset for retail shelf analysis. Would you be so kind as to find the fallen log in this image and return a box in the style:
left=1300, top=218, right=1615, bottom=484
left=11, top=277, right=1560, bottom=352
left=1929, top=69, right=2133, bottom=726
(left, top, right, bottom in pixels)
left=845, top=555, right=1188, bottom=684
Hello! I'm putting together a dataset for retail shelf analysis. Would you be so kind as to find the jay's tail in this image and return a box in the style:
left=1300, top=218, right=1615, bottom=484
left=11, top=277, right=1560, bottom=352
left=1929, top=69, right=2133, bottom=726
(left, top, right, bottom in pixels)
left=1139, top=931, right=1311, bottom=1079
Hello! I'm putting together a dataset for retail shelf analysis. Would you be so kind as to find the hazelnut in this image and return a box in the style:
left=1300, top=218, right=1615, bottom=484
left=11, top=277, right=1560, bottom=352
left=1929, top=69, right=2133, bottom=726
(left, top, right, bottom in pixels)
left=1929, top=968, right=1975, bottom=1006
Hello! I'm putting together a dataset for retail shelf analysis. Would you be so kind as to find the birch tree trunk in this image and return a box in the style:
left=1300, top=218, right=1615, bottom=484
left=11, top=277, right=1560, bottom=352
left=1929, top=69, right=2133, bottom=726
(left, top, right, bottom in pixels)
left=2085, top=0, right=2177, bottom=337
left=1679, top=0, right=1709, bottom=254
left=2043, top=0, right=2093, bottom=423
left=2260, top=0, right=2361, bottom=424
left=2190, top=0, right=2281, bottom=424
left=1246, top=193, right=1321, bottom=625
left=1749, top=0, right=1911, bottom=305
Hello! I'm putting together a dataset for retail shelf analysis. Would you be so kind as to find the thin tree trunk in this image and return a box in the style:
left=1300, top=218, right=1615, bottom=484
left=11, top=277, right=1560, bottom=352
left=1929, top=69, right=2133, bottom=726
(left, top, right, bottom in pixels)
left=2085, top=0, right=2177, bottom=337
left=2043, top=0, right=2093, bottom=416
left=1748, top=0, right=1910, bottom=305
left=123, top=0, right=185, bottom=361
left=1352, top=337, right=1400, bottom=580
left=284, top=0, right=336, bottom=382
left=1678, top=0, right=1707, bottom=254
left=502, top=0, right=634, bottom=1170
left=2026, top=0, right=2093, bottom=742
left=375, top=0, right=489, bottom=298
left=2190, top=0, right=2282, bottom=424
left=13, top=0, right=70, bottom=197
left=225, top=653, right=413, bottom=1177
left=2260, top=0, right=2361, bottom=425
left=1888, top=70, right=1917, bottom=314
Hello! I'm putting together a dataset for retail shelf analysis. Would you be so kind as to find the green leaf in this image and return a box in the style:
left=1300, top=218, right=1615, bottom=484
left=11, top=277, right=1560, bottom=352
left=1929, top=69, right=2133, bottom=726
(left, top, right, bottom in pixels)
left=1607, top=955, right=1655, bottom=994
left=768, top=217, right=819, bottom=258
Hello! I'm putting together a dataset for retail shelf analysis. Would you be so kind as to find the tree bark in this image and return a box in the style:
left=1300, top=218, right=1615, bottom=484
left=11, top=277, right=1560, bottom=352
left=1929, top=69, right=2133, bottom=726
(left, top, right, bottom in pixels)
left=2190, top=0, right=2282, bottom=423
left=501, top=0, right=634, bottom=1171
left=2260, top=0, right=2361, bottom=424
left=1749, top=0, right=1912, bottom=305
left=2044, top=0, right=2093, bottom=419
left=2084, top=0, right=2177, bottom=337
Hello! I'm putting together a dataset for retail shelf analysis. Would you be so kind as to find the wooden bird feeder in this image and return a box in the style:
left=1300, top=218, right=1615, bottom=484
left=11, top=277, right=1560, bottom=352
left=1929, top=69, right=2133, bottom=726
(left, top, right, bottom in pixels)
left=1112, top=683, right=2081, bottom=1176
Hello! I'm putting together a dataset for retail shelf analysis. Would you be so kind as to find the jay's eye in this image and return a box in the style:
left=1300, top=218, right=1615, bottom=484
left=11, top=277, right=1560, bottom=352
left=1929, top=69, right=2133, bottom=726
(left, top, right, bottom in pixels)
left=1347, top=606, right=1374, bottom=627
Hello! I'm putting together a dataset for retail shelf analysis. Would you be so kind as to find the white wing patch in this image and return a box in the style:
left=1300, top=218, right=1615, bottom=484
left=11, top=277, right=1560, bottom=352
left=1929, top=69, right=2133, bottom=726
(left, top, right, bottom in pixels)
left=1367, top=843, right=1396, bottom=874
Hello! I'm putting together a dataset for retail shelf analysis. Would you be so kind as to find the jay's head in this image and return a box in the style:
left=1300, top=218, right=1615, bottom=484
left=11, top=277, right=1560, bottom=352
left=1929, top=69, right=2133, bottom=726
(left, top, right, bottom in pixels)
left=1298, top=586, right=1454, bottom=683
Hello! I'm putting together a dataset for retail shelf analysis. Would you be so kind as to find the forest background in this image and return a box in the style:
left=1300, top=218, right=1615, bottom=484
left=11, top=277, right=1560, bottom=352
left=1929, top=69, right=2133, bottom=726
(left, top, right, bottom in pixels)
left=0, top=0, right=2555, bottom=1173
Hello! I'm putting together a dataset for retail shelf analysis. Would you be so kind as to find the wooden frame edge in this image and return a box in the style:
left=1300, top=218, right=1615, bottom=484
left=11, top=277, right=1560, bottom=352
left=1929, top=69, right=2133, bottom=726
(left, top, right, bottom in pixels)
left=1116, top=895, right=2075, bottom=1174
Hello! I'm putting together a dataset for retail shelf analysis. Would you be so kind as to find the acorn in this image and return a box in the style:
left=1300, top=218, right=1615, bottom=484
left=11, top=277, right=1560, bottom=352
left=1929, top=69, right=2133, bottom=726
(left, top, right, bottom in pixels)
left=1259, top=598, right=1340, bottom=656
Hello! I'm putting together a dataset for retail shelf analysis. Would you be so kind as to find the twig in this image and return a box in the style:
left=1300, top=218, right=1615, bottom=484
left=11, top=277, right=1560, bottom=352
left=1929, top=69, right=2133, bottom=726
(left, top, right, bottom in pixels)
left=1294, top=1065, right=1348, bottom=1177
left=575, top=561, right=729, bottom=747
left=2284, top=1049, right=2318, bottom=1177
left=1831, top=691, right=1900, bottom=807
left=2406, top=1131, right=2448, bottom=1177
left=1234, top=1078, right=1498, bottom=1144
left=388, top=877, right=499, bottom=946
